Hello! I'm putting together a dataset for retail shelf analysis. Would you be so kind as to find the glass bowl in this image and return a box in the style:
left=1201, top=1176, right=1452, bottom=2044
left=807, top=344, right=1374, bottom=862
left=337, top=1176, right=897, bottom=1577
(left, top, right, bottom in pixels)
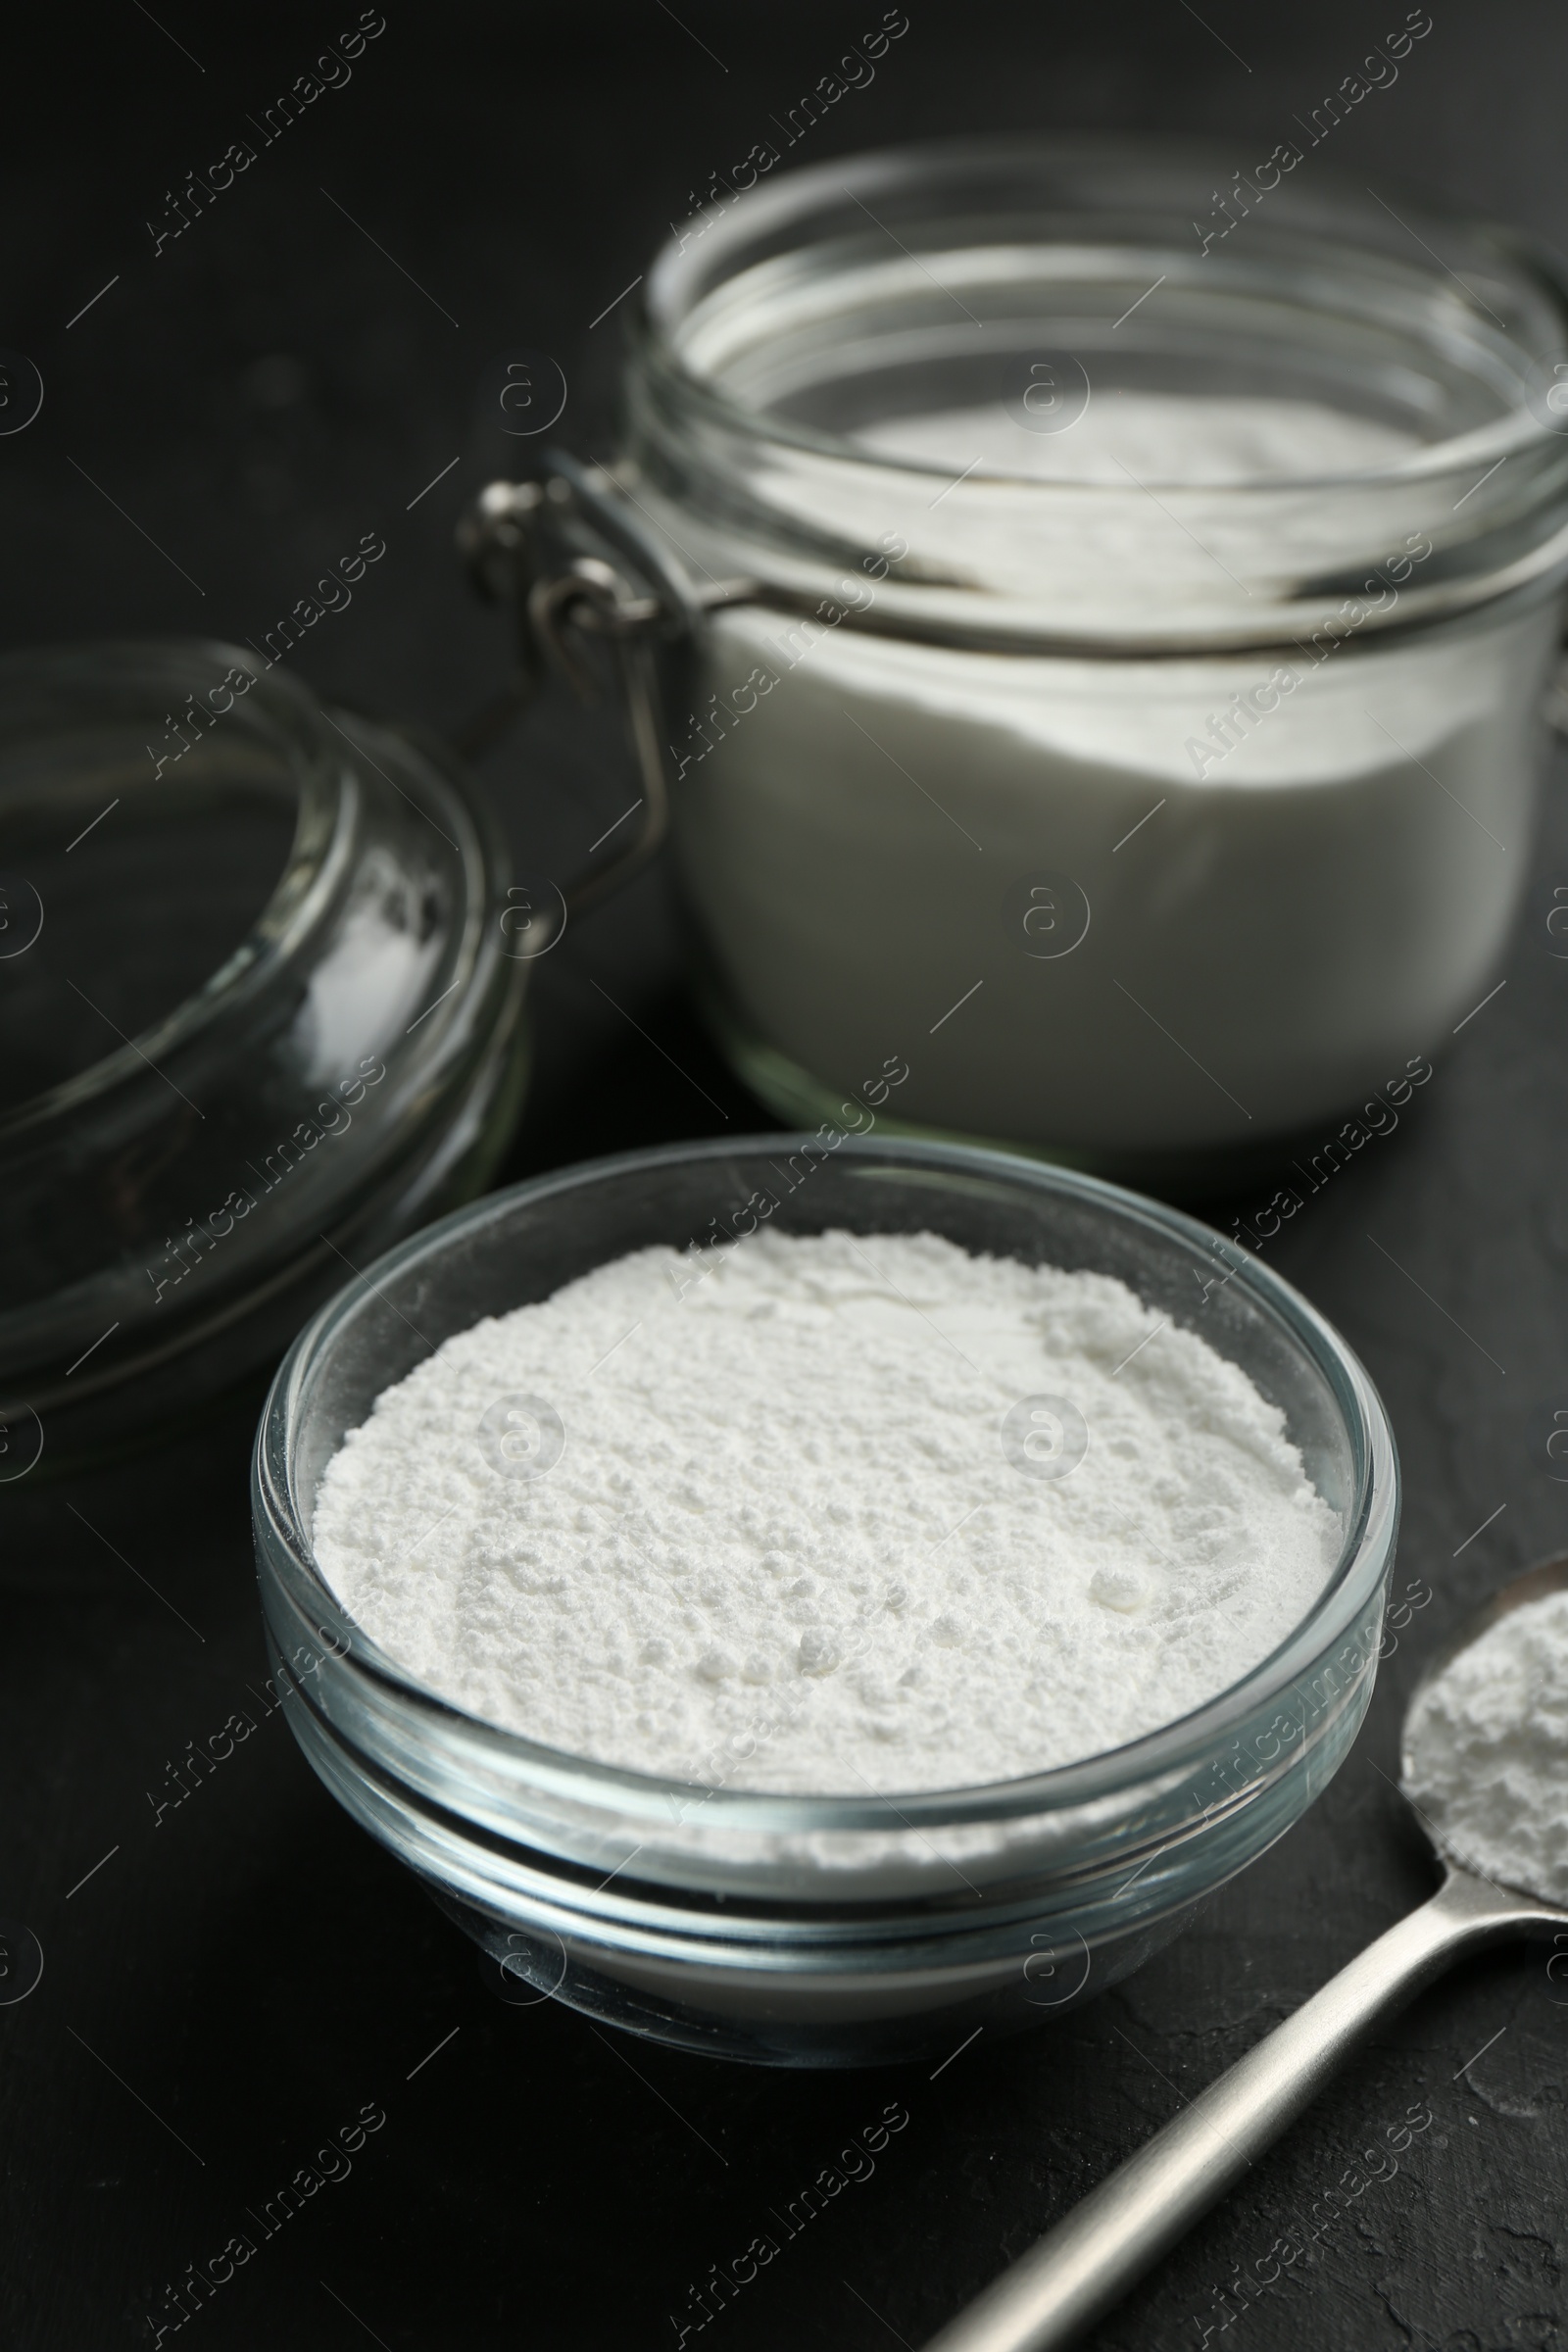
left=252, top=1134, right=1398, bottom=2068
left=0, top=639, right=530, bottom=1474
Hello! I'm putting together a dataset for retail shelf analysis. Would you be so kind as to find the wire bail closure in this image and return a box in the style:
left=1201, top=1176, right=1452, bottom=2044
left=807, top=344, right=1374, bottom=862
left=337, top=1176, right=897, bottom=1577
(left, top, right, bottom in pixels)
left=455, top=455, right=736, bottom=921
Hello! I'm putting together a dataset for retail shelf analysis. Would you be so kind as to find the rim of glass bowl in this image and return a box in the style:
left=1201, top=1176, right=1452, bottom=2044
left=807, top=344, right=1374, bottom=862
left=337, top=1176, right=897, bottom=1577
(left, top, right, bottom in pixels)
left=638, top=132, right=1568, bottom=494
left=254, top=1131, right=1398, bottom=1835
left=0, top=639, right=351, bottom=1139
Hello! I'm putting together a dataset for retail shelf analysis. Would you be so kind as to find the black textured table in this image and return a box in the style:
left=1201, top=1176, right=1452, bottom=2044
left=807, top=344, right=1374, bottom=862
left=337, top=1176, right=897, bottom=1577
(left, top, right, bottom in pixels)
left=5, top=7, right=1567, bottom=2347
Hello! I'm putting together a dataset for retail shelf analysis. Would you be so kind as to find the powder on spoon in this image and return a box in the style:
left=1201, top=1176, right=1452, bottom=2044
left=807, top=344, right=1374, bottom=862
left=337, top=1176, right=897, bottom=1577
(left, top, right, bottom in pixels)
left=311, top=1229, right=1339, bottom=1793
left=1401, top=1588, right=1568, bottom=1907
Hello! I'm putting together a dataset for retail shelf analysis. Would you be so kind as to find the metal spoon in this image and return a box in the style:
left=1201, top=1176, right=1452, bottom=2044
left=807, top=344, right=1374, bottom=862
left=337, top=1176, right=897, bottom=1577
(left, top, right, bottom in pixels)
left=923, top=1556, right=1568, bottom=2352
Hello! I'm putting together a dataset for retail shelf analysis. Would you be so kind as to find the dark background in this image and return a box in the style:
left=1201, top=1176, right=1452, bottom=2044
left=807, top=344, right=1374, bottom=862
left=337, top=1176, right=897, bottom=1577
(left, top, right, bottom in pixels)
left=4, top=4, right=1568, bottom=2346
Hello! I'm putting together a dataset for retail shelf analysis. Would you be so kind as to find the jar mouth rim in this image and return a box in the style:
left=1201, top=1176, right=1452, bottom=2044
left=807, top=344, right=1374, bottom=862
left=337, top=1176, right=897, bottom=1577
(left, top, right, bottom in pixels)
left=636, top=130, right=1568, bottom=499
left=0, top=638, right=345, bottom=1139
left=256, top=1131, right=1400, bottom=1833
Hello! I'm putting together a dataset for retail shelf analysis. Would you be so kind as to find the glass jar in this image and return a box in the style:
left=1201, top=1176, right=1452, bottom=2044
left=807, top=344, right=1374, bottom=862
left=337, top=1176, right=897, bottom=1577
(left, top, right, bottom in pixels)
left=0, top=640, right=530, bottom=1473
left=485, top=137, right=1568, bottom=1183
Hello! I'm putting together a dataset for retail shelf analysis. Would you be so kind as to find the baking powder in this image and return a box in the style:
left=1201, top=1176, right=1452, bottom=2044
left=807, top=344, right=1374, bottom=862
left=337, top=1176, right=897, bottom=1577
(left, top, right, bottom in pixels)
left=1402, top=1587, right=1568, bottom=1906
left=313, top=1230, right=1338, bottom=1792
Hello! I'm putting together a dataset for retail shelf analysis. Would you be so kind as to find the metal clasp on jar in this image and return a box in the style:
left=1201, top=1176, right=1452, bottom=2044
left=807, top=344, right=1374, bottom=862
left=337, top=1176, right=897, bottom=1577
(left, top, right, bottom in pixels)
left=456, top=455, right=762, bottom=923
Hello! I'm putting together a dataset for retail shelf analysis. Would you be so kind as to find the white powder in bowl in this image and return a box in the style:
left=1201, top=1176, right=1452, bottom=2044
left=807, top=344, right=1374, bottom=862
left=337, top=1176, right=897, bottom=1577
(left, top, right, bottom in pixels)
left=1401, top=1588, right=1568, bottom=1908
left=311, top=1230, right=1339, bottom=1793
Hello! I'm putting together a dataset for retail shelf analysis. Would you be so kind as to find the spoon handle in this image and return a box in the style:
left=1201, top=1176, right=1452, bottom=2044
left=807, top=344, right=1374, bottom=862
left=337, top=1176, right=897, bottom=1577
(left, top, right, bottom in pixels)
left=923, top=1869, right=1544, bottom=2352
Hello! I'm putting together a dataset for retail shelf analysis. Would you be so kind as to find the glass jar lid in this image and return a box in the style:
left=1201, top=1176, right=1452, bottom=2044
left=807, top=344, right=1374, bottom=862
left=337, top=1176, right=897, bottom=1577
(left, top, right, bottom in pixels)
left=0, top=640, right=528, bottom=1474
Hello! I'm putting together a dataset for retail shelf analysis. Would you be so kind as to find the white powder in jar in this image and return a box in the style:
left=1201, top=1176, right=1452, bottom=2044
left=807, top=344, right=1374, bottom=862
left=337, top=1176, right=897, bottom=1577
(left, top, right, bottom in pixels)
left=660, top=386, right=1552, bottom=1157
left=312, top=1229, right=1340, bottom=1793
left=855, top=391, right=1420, bottom=485
left=1401, top=1588, right=1568, bottom=1907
